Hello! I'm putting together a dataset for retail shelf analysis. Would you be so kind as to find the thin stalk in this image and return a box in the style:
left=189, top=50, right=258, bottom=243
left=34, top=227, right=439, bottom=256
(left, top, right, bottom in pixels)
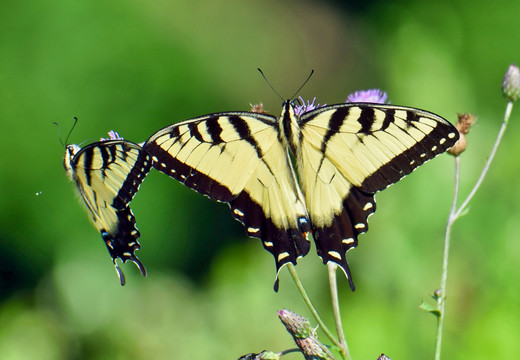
left=327, top=263, right=350, bottom=360
left=434, top=156, right=460, bottom=360
left=455, top=101, right=512, bottom=218
left=278, top=348, right=301, bottom=356
left=434, top=101, right=514, bottom=360
left=287, top=264, right=345, bottom=358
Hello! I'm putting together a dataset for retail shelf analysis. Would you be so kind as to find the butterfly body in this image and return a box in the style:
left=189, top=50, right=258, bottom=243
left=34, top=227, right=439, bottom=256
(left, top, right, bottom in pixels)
left=64, top=139, right=152, bottom=285
left=144, top=101, right=458, bottom=290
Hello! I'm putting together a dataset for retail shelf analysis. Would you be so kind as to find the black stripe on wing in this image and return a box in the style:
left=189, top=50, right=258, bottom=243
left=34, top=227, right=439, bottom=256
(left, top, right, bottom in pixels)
left=145, top=140, right=235, bottom=202
left=111, top=143, right=154, bottom=209
left=359, top=108, right=459, bottom=192
left=304, top=104, right=459, bottom=194
left=312, top=187, right=376, bottom=291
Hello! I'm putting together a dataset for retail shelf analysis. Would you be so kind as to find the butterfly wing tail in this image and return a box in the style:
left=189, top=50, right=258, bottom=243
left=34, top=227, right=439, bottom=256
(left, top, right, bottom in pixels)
left=313, top=188, right=376, bottom=291
left=101, top=207, right=147, bottom=285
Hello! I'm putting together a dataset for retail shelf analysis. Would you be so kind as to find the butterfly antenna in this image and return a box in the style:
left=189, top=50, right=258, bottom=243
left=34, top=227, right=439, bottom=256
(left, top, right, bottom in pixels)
left=257, top=68, right=284, bottom=101
left=290, top=69, right=314, bottom=100
left=53, top=122, right=64, bottom=147
left=64, top=117, right=79, bottom=146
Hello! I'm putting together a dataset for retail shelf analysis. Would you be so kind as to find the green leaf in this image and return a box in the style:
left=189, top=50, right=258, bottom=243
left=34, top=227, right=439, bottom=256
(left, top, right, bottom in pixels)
left=420, top=301, right=441, bottom=318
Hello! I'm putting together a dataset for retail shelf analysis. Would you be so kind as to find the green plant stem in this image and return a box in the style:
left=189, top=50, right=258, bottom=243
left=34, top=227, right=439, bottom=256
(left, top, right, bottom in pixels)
left=434, top=156, right=459, bottom=360
left=434, top=101, right=513, bottom=360
left=327, top=263, right=350, bottom=360
left=287, top=264, right=345, bottom=358
left=454, top=101, right=513, bottom=218
left=279, top=348, right=301, bottom=356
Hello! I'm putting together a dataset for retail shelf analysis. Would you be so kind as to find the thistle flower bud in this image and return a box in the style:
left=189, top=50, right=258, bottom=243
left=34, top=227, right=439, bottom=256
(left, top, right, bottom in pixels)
left=278, top=309, right=335, bottom=360
left=447, top=113, right=476, bottom=157
left=502, top=64, right=520, bottom=102
left=278, top=309, right=312, bottom=339
left=433, top=289, right=442, bottom=300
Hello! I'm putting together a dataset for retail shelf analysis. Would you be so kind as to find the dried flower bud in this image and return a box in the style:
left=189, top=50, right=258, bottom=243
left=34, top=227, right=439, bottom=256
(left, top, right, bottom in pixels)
left=278, top=309, right=335, bottom=360
left=455, top=113, right=476, bottom=135
left=447, top=133, right=467, bottom=156
left=502, top=64, right=520, bottom=102
left=250, top=103, right=265, bottom=113
left=447, top=113, right=476, bottom=156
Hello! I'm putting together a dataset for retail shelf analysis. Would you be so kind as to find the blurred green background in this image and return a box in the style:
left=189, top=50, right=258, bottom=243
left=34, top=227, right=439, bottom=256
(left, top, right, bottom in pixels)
left=1, top=0, right=519, bottom=359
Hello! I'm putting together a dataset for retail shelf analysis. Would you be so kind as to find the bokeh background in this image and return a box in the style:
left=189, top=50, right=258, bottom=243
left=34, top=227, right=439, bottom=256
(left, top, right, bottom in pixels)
left=1, top=0, right=519, bottom=359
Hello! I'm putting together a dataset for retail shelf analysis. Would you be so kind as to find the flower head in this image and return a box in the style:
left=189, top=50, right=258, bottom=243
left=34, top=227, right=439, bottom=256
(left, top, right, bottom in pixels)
left=346, top=89, right=388, bottom=104
left=294, top=97, right=326, bottom=116
left=502, top=64, right=520, bottom=102
left=250, top=103, right=265, bottom=113
left=100, top=130, right=123, bottom=142
left=447, top=113, right=476, bottom=157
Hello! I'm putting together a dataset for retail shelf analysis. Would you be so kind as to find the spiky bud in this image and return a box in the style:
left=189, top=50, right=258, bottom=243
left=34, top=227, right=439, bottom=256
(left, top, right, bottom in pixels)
left=278, top=309, right=335, bottom=360
left=502, top=64, right=520, bottom=102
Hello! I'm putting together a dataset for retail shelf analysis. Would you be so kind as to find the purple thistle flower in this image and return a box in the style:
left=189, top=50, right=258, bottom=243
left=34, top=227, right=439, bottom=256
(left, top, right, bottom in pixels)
left=294, top=96, right=326, bottom=116
left=100, top=130, right=123, bottom=142
left=346, top=89, right=388, bottom=104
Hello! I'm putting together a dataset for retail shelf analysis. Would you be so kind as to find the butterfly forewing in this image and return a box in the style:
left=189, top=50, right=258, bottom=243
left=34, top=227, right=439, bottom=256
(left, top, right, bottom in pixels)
left=300, top=104, right=458, bottom=192
left=65, top=140, right=152, bottom=285
left=144, top=112, right=311, bottom=278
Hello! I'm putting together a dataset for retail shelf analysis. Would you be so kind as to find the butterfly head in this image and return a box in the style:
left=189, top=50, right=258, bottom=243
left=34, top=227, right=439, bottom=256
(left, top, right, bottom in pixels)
left=63, top=144, right=82, bottom=180
left=278, top=101, right=301, bottom=153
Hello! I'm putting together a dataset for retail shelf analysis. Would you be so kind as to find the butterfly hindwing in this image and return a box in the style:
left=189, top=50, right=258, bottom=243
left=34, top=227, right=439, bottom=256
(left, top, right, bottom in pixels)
left=144, top=112, right=311, bottom=278
left=65, top=140, right=152, bottom=285
left=296, top=103, right=458, bottom=285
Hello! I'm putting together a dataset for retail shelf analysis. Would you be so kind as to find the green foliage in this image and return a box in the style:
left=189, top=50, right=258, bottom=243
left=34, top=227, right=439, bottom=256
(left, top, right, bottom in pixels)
left=419, top=301, right=441, bottom=318
left=1, top=0, right=519, bottom=359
